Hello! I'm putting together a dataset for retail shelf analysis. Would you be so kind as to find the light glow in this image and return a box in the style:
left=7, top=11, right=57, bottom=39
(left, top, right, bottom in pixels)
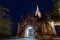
left=35, top=5, right=41, bottom=18
left=27, top=26, right=33, bottom=29
left=24, top=25, right=34, bottom=37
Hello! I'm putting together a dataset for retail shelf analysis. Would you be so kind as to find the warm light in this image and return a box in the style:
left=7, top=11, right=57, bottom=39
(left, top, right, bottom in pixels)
left=35, top=5, right=41, bottom=18
left=48, top=20, right=57, bottom=35
left=49, top=21, right=54, bottom=28
left=55, top=22, right=60, bottom=25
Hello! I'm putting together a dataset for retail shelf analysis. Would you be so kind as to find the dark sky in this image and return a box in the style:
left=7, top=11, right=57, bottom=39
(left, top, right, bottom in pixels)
left=0, top=0, right=59, bottom=35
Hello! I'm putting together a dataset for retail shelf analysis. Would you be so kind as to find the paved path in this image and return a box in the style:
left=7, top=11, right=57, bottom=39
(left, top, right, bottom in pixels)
left=2, top=38, right=38, bottom=40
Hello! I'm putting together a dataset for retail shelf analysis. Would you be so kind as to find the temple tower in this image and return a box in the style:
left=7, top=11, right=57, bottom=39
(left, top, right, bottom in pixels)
left=35, top=5, right=41, bottom=18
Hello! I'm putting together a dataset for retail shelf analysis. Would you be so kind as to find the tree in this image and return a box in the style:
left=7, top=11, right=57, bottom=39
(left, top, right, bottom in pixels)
left=47, top=0, right=60, bottom=21
left=56, top=0, right=60, bottom=13
left=0, top=7, right=12, bottom=36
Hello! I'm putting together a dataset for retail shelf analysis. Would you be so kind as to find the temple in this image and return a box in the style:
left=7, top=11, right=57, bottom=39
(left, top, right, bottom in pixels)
left=17, top=5, right=57, bottom=39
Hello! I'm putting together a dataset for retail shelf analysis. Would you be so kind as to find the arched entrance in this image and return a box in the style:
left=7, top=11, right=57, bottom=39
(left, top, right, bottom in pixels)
left=24, top=25, right=34, bottom=38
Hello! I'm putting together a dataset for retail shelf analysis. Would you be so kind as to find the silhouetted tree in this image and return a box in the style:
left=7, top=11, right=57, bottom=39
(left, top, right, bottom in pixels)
left=0, top=7, right=12, bottom=36
left=47, top=0, right=60, bottom=21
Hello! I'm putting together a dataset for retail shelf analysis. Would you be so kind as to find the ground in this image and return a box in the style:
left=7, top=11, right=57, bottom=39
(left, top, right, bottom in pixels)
left=1, top=38, right=38, bottom=40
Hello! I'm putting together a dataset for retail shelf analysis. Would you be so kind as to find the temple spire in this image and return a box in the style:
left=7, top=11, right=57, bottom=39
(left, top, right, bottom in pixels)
left=35, top=5, right=41, bottom=18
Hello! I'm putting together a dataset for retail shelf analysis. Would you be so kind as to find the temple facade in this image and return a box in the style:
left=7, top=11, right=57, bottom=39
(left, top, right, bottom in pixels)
left=17, top=5, right=57, bottom=38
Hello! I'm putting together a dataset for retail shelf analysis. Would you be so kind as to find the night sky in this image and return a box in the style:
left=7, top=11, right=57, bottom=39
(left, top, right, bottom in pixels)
left=0, top=0, right=59, bottom=35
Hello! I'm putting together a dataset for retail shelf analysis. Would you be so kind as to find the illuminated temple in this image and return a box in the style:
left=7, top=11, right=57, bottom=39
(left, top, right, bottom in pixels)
left=17, top=5, right=57, bottom=39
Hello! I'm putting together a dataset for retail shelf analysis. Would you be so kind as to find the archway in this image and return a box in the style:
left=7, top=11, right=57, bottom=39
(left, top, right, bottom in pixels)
left=24, top=25, right=34, bottom=38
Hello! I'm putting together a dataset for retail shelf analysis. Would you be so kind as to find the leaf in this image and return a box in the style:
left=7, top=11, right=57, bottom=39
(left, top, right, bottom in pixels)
left=0, top=7, right=12, bottom=36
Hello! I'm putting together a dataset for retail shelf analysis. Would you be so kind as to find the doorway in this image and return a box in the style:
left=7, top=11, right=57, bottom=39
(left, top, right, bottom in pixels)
left=24, top=25, right=34, bottom=38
